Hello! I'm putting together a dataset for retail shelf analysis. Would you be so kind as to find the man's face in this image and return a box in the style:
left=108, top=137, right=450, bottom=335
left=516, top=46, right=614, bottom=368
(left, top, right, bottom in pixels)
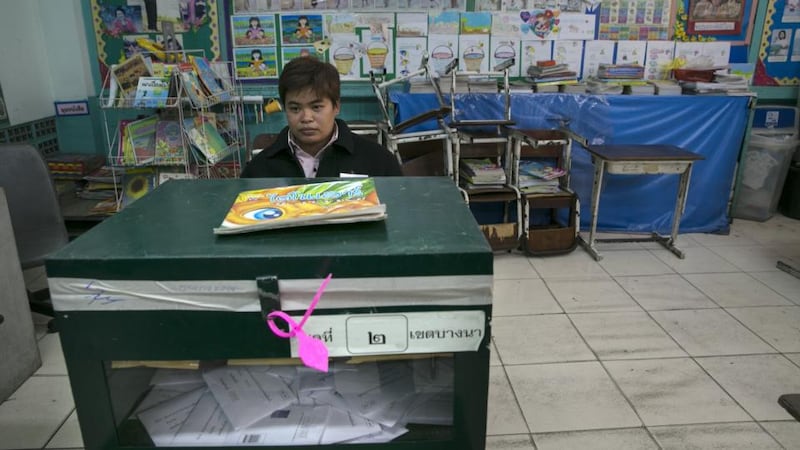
left=284, top=88, right=340, bottom=155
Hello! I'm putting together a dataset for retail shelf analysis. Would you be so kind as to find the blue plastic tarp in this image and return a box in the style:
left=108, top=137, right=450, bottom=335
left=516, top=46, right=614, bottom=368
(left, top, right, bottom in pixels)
left=389, top=92, right=751, bottom=234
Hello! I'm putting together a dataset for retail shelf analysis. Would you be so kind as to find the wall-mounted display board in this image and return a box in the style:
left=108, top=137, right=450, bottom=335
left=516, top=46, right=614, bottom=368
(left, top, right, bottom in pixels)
left=756, top=0, right=800, bottom=85
left=89, top=0, right=222, bottom=78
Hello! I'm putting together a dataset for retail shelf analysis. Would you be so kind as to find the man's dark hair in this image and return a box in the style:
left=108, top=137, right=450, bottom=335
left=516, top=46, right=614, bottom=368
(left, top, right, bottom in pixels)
left=278, top=56, right=340, bottom=106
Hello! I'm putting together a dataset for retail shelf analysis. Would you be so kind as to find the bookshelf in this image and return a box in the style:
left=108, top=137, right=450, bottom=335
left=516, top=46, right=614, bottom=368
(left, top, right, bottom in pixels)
left=98, top=50, right=245, bottom=211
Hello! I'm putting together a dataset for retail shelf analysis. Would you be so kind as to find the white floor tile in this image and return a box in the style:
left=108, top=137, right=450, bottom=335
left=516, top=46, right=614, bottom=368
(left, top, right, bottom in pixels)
left=506, top=362, right=641, bottom=433
left=683, top=273, right=793, bottom=307
left=707, top=245, right=787, bottom=272
left=588, top=232, right=647, bottom=251
left=760, top=421, right=800, bottom=450
left=726, top=306, right=800, bottom=353
left=46, top=409, right=83, bottom=449
left=35, top=333, right=67, bottom=376
left=485, top=434, right=536, bottom=450
left=597, top=250, right=675, bottom=277
left=640, top=233, right=701, bottom=250
left=533, top=428, right=659, bottom=450
left=546, top=279, right=642, bottom=313
left=0, top=376, right=74, bottom=450
left=604, top=358, right=750, bottom=426
left=696, top=355, right=800, bottom=421
left=649, top=309, right=776, bottom=356
left=527, top=251, right=611, bottom=281
left=489, top=339, right=502, bottom=366
left=786, top=353, right=800, bottom=367
left=492, top=315, right=595, bottom=365
left=486, top=366, right=529, bottom=436
left=648, top=422, right=783, bottom=449
left=615, top=274, right=717, bottom=311
left=569, top=311, right=686, bottom=360
left=494, top=253, right=539, bottom=280
left=652, top=246, right=740, bottom=274
left=748, top=270, right=800, bottom=305
left=687, top=230, right=758, bottom=247
left=493, top=278, right=562, bottom=316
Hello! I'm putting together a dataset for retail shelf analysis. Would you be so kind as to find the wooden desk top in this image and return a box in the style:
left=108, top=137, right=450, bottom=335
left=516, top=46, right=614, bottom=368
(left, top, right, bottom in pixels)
left=585, top=144, right=704, bottom=162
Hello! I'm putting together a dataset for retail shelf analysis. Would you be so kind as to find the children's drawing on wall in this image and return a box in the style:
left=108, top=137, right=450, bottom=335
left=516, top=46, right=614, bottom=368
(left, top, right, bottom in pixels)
left=490, top=40, right=520, bottom=76
left=768, top=28, right=791, bottom=62
left=235, top=46, right=278, bottom=79
left=330, top=35, right=361, bottom=79
left=645, top=40, right=675, bottom=80
left=491, top=12, right=522, bottom=36
left=232, top=15, right=276, bottom=46
left=395, top=37, right=427, bottom=79
left=427, top=35, right=457, bottom=75
left=784, top=0, right=800, bottom=23
left=281, top=14, right=324, bottom=44
left=688, top=0, right=744, bottom=34
left=791, top=29, right=800, bottom=61
left=520, top=40, right=552, bottom=71
left=326, top=14, right=356, bottom=35
left=429, top=11, right=461, bottom=34
left=234, top=0, right=271, bottom=12
left=520, top=9, right=561, bottom=40
left=396, top=13, right=428, bottom=37
left=361, top=29, right=394, bottom=76
left=459, top=35, right=490, bottom=72
left=475, top=0, right=502, bottom=11
left=461, top=12, right=492, bottom=34
left=101, top=5, right=144, bottom=37
left=281, top=46, right=318, bottom=69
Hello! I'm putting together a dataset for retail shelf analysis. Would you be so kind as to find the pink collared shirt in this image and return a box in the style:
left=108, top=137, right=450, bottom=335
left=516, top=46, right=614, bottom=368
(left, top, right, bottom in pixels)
left=288, top=123, right=339, bottom=177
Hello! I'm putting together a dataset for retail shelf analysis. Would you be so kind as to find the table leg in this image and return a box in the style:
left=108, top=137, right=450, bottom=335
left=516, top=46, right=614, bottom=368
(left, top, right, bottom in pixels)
left=577, top=157, right=605, bottom=261
left=659, top=164, right=693, bottom=259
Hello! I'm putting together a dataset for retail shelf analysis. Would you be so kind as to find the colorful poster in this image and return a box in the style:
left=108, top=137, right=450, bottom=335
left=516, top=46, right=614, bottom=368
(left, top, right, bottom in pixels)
left=520, top=40, right=553, bottom=72
left=582, top=40, right=615, bottom=78
left=231, top=14, right=276, bottom=46
left=234, top=46, right=278, bottom=79
left=490, top=38, right=520, bottom=76
left=280, top=14, right=324, bottom=45
left=688, top=0, right=745, bottom=34
left=644, top=40, right=676, bottom=80
left=598, top=0, right=671, bottom=40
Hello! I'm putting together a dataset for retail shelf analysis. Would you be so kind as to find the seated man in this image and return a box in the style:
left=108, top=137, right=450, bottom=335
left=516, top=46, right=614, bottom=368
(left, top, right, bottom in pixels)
left=241, top=57, right=402, bottom=178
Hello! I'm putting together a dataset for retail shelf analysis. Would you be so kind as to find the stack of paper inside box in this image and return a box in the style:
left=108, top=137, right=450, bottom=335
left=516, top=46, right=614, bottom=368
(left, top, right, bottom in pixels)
left=133, top=358, right=454, bottom=446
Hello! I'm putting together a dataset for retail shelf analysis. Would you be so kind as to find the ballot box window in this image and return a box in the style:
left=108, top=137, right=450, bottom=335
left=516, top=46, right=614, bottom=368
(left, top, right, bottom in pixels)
left=103, top=356, right=455, bottom=446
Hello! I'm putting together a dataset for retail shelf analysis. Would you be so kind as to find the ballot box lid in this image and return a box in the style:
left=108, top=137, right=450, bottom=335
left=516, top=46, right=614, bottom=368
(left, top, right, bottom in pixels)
left=47, top=177, right=492, bottom=281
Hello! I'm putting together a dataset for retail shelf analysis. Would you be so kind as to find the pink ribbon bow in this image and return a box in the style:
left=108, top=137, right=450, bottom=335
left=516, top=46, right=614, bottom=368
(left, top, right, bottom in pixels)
left=266, top=274, right=332, bottom=372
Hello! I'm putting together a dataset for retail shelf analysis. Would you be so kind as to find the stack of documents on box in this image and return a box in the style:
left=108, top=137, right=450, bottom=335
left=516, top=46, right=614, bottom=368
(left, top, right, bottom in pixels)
left=681, top=73, right=751, bottom=95
left=460, top=158, right=507, bottom=188
left=135, top=358, right=455, bottom=446
left=585, top=77, right=625, bottom=95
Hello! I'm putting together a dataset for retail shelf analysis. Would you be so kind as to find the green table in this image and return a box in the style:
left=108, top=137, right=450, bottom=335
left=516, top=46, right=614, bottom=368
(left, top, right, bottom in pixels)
left=47, top=177, right=493, bottom=450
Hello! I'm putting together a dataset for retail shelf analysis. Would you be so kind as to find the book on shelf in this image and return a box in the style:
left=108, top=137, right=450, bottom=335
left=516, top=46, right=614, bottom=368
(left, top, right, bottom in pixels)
left=120, top=167, right=157, bottom=208
left=184, top=117, right=230, bottom=165
left=89, top=198, right=120, bottom=216
left=154, top=120, right=185, bottom=164
left=214, top=178, right=388, bottom=235
left=519, top=160, right=566, bottom=180
left=111, top=54, right=152, bottom=101
left=126, top=115, right=158, bottom=165
left=459, top=158, right=507, bottom=185
left=117, top=119, right=135, bottom=165
left=210, top=61, right=235, bottom=93
left=190, top=56, right=232, bottom=102
left=157, top=170, right=196, bottom=185
left=178, top=63, right=208, bottom=107
left=133, top=76, right=171, bottom=108
left=45, top=153, right=105, bottom=179
left=84, top=166, right=120, bottom=184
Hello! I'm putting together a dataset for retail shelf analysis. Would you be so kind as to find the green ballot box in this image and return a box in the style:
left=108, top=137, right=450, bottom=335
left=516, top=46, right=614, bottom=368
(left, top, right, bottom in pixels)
left=46, top=177, right=493, bottom=449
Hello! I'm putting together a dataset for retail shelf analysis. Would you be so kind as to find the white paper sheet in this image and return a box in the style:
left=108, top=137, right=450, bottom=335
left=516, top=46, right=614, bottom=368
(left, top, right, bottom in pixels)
left=202, top=366, right=296, bottom=430
left=171, top=391, right=234, bottom=446
left=320, top=407, right=383, bottom=444
left=137, top=387, right=206, bottom=446
left=227, top=405, right=331, bottom=446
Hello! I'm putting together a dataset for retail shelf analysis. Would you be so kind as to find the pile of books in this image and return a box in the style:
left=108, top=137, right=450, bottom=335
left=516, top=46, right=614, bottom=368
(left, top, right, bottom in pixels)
left=526, top=60, right=578, bottom=93
left=680, top=73, right=751, bottom=95
left=596, top=64, right=646, bottom=80
left=459, top=158, right=507, bottom=188
left=518, top=160, right=566, bottom=194
left=45, top=153, right=105, bottom=180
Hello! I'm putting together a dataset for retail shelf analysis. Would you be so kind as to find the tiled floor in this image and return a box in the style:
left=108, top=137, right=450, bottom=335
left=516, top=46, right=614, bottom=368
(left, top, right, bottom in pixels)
left=3, top=215, right=800, bottom=449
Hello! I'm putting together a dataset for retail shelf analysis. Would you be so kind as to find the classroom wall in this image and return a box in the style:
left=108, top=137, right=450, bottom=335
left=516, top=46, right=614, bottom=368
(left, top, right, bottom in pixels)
left=0, top=2, right=55, bottom=125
